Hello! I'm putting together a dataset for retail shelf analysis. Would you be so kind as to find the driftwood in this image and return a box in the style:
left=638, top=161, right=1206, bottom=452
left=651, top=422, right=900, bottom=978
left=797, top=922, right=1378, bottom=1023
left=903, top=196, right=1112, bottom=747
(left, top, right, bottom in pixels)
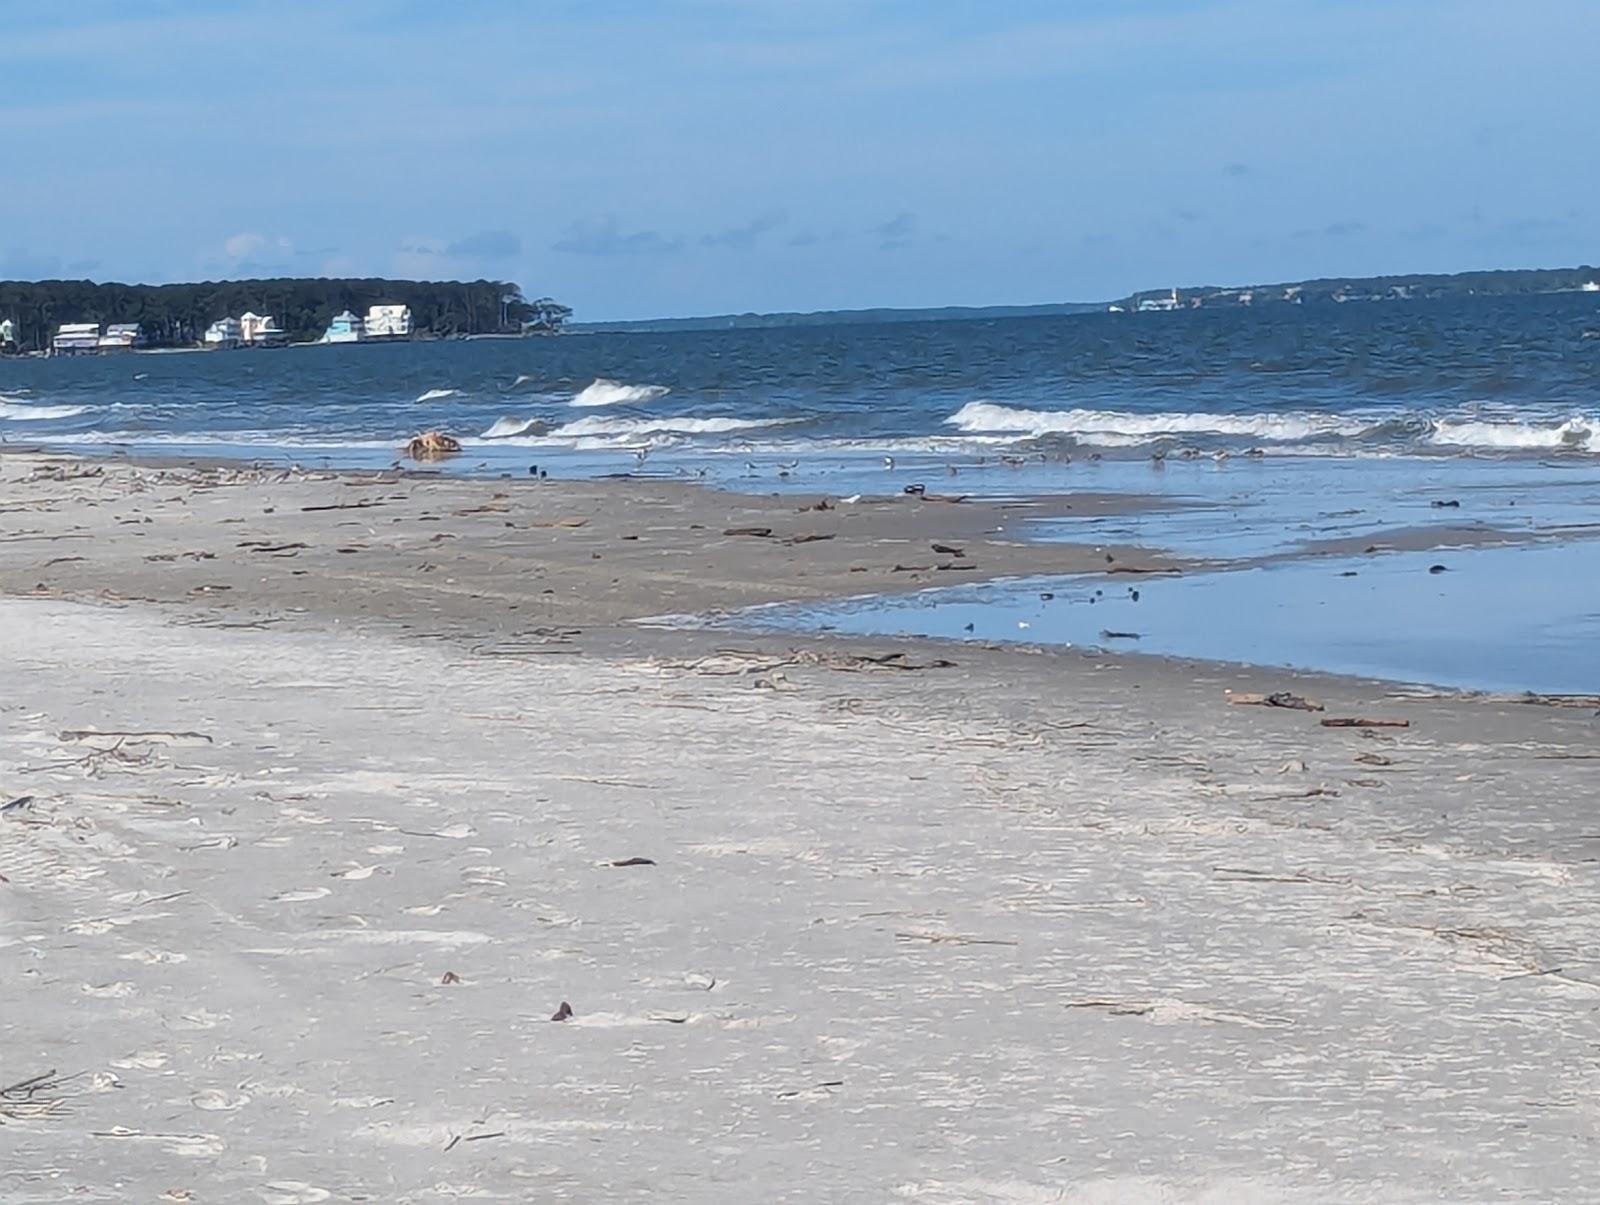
left=301, top=498, right=385, bottom=512
left=1321, top=717, right=1410, bottom=729
left=1227, top=691, right=1324, bottom=712
left=723, top=526, right=773, bottom=538
left=402, top=431, right=461, bottom=460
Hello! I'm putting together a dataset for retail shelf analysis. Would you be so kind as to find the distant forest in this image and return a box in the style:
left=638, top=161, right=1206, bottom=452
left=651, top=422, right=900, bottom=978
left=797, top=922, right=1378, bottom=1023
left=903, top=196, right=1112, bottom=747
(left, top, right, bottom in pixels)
left=1121, top=265, right=1600, bottom=309
left=0, top=278, right=571, bottom=350
left=570, top=300, right=1105, bottom=334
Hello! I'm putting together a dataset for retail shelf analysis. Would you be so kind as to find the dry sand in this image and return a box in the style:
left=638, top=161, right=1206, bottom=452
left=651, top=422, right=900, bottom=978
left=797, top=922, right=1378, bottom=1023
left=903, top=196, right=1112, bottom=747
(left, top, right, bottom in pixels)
left=3, top=453, right=1600, bottom=1202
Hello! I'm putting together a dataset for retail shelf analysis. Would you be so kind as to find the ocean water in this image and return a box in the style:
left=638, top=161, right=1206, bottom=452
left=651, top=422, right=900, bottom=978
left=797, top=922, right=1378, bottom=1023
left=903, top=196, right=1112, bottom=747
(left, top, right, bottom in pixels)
left=3, top=292, right=1599, bottom=689
left=730, top=541, right=1600, bottom=695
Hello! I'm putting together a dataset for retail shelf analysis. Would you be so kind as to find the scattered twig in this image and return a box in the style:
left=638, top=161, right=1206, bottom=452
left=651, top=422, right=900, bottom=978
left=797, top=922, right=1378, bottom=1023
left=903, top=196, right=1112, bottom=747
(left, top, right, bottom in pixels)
left=59, top=729, right=213, bottom=744
left=894, top=930, right=1018, bottom=946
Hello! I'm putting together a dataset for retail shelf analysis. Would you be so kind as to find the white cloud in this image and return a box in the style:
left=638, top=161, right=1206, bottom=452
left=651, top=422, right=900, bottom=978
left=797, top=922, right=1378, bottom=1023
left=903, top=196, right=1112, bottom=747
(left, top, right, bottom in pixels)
left=224, top=232, right=268, bottom=260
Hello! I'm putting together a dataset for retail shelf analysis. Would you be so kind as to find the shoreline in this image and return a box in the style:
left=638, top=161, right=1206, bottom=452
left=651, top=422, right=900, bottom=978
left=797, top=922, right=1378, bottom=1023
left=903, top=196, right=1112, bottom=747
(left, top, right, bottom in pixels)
left=4, top=445, right=1591, bottom=693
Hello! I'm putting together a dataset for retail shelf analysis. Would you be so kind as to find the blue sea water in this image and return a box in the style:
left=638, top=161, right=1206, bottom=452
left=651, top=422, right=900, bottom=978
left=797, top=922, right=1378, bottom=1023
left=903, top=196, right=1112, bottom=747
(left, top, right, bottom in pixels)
left=3, top=293, right=1599, bottom=689
left=732, top=542, right=1600, bottom=695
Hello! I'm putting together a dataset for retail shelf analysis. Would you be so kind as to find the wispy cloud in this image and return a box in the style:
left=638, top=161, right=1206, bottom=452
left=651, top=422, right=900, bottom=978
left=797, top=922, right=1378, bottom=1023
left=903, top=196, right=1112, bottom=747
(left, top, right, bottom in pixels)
left=1292, top=220, right=1366, bottom=240
left=553, top=217, right=682, bottom=256
left=872, top=212, right=918, bottom=251
left=701, top=212, right=786, bottom=249
left=224, top=232, right=293, bottom=261
left=445, top=230, right=522, bottom=260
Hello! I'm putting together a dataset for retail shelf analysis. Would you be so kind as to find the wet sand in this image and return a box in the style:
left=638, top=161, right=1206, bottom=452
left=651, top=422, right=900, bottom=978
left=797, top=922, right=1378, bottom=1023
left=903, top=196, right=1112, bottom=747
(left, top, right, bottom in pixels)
left=4, top=452, right=1600, bottom=1202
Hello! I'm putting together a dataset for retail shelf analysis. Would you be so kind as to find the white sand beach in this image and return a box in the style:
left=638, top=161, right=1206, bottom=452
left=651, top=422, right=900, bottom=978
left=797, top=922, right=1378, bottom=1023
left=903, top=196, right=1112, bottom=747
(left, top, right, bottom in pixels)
left=4, top=454, right=1600, bottom=1202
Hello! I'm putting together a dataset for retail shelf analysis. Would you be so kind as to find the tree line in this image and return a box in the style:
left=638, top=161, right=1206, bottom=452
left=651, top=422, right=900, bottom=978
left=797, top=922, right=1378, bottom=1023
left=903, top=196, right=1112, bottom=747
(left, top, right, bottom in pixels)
left=1121, top=265, right=1600, bottom=309
left=0, top=278, right=571, bottom=351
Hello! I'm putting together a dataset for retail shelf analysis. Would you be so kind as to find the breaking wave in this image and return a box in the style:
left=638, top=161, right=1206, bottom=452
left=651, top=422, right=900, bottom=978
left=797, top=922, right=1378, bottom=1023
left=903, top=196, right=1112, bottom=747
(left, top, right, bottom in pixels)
left=570, top=378, right=671, bottom=408
left=553, top=414, right=792, bottom=438
left=415, top=388, right=462, bottom=403
left=0, top=397, right=89, bottom=420
left=480, top=415, right=550, bottom=439
left=946, top=400, right=1371, bottom=443
left=1429, top=416, right=1594, bottom=451
left=945, top=400, right=1599, bottom=455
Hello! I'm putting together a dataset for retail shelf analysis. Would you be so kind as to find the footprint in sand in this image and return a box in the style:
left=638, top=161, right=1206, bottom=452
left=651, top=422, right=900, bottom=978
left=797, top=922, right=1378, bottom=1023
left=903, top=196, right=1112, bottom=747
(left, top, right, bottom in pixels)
left=120, top=948, right=188, bottom=965
left=192, top=1089, right=250, bottom=1112
left=260, top=1184, right=331, bottom=1205
left=82, top=981, right=137, bottom=998
left=271, top=888, right=330, bottom=903
left=112, top=1051, right=170, bottom=1070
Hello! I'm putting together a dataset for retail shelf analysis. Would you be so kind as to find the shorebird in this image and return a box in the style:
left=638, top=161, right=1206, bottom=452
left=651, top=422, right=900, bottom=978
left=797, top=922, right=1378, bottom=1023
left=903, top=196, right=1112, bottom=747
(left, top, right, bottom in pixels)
left=882, top=455, right=896, bottom=470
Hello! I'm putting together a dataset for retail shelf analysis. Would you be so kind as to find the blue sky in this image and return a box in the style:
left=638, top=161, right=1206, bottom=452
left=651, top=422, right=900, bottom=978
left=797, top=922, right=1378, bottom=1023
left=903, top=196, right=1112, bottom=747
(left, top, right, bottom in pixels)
left=3, top=0, right=1596, bottom=319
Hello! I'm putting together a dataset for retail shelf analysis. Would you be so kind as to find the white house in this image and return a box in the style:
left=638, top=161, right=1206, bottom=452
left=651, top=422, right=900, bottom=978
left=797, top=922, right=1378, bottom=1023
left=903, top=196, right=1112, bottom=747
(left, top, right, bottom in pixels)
left=240, top=313, right=288, bottom=345
left=98, top=322, right=145, bottom=351
left=204, top=317, right=243, bottom=348
left=1137, top=288, right=1182, bottom=313
left=364, top=304, right=412, bottom=339
left=321, top=310, right=365, bottom=344
left=52, top=322, right=101, bottom=354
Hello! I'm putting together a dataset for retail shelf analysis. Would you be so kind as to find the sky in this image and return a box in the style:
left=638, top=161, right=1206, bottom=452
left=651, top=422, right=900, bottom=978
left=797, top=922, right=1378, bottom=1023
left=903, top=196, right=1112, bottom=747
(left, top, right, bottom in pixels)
left=2, top=0, right=1597, bottom=320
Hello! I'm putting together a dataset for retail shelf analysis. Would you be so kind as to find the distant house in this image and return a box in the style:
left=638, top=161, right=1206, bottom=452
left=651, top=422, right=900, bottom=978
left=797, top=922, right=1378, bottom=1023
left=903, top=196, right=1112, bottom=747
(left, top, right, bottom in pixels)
left=1583, top=281, right=1600, bottom=293
left=204, top=317, right=243, bottom=348
left=1137, top=289, right=1181, bottom=313
left=321, top=310, right=365, bottom=344
left=98, top=322, right=145, bottom=351
left=0, top=318, right=15, bottom=350
left=239, top=312, right=288, bottom=346
left=364, top=304, right=412, bottom=339
left=52, top=322, right=101, bottom=354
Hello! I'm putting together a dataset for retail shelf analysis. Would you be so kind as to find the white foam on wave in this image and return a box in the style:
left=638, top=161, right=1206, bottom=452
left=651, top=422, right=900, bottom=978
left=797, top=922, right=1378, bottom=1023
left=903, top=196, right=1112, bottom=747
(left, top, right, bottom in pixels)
left=946, top=400, right=1371, bottom=443
left=480, top=415, right=550, bottom=439
left=415, top=388, right=462, bottom=403
left=570, top=378, right=671, bottom=408
left=0, top=397, right=89, bottom=420
left=554, top=414, right=791, bottom=438
left=1428, top=416, right=1594, bottom=451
